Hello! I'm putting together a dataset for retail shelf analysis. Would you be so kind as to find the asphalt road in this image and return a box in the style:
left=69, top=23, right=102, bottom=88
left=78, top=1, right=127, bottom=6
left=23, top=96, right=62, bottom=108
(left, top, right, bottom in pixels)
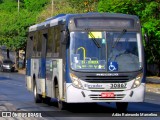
left=0, top=72, right=160, bottom=120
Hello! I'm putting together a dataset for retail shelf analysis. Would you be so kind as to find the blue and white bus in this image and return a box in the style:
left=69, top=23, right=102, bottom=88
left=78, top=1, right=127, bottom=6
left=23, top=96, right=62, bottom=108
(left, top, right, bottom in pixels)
left=26, top=13, right=146, bottom=111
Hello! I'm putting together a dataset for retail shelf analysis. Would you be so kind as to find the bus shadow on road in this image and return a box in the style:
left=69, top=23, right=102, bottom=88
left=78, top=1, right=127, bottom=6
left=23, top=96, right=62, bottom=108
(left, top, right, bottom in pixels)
left=0, top=76, right=12, bottom=80
left=49, top=100, right=160, bottom=114
left=66, top=103, right=117, bottom=113
left=49, top=100, right=118, bottom=113
left=128, top=102, right=160, bottom=113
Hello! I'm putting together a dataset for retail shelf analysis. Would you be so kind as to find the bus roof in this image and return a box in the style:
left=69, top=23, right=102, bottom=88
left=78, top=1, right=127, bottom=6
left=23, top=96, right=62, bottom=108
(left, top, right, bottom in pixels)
left=29, top=13, right=139, bottom=32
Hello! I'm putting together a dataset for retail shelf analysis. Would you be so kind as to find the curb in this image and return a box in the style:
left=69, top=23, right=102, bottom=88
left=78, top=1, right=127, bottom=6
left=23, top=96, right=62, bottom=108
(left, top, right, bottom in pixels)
left=18, top=69, right=26, bottom=74
left=146, top=87, right=160, bottom=94
left=146, top=77, right=160, bottom=84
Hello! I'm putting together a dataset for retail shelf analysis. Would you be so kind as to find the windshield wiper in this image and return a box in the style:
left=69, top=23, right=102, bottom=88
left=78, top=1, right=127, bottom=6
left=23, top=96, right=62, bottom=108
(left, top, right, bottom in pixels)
left=88, top=32, right=101, bottom=48
left=112, top=29, right=127, bottom=48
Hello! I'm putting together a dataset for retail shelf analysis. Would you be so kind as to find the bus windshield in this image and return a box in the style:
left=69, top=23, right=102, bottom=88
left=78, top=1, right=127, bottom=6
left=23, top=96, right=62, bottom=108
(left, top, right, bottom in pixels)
left=70, top=31, right=142, bottom=72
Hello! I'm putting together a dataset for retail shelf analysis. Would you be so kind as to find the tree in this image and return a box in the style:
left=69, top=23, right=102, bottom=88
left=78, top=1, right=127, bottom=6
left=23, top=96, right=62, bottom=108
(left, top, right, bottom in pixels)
left=24, top=0, right=49, bottom=12
left=66, top=0, right=99, bottom=13
left=37, top=0, right=79, bottom=22
left=142, top=1, right=160, bottom=76
left=0, top=0, right=49, bottom=68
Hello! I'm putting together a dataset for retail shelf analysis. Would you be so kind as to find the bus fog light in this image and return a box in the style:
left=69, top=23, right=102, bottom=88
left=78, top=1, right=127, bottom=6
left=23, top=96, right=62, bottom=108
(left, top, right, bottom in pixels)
left=73, top=80, right=79, bottom=86
left=135, top=80, right=140, bottom=86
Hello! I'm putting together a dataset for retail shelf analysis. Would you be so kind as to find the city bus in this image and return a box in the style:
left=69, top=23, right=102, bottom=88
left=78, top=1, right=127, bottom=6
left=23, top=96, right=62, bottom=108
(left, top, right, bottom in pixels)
left=26, top=13, right=146, bottom=111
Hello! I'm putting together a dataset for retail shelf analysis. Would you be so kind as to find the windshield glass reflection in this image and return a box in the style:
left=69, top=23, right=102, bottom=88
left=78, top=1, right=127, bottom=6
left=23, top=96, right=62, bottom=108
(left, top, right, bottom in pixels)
left=69, top=32, right=142, bottom=72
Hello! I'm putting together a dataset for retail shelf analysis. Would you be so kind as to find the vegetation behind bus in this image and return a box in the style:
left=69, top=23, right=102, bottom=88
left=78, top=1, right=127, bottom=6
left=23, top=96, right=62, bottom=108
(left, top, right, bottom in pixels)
left=0, top=0, right=49, bottom=68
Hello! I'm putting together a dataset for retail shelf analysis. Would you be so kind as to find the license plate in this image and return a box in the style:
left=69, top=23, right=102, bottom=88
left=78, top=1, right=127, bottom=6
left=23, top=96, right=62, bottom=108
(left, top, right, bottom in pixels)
left=101, top=92, right=115, bottom=98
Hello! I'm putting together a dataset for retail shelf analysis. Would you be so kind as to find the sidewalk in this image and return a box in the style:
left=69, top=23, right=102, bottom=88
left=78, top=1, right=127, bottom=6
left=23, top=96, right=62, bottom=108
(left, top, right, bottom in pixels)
left=146, top=76, right=160, bottom=84
left=146, top=76, right=160, bottom=94
left=18, top=68, right=26, bottom=74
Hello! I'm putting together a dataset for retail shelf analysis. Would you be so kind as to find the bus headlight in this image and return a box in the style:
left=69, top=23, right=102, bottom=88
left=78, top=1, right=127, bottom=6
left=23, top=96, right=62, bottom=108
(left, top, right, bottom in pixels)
left=70, top=73, right=83, bottom=89
left=131, top=73, right=143, bottom=89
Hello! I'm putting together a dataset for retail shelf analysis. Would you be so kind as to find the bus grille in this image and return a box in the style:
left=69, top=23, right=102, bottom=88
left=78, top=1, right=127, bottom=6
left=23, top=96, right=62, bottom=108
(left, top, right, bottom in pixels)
left=82, top=76, right=130, bottom=83
left=89, top=94, right=125, bottom=100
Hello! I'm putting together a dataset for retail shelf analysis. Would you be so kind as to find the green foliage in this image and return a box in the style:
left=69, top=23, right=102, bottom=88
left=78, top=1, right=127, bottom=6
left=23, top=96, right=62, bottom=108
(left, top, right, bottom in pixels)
left=98, top=0, right=145, bottom=15
left=37, top=0, right=79, bottom=22
left=24, top=0, right=49, bottom=12
left=66, top=0, right=99, bottom=13
left=0, top=0, right=48, bottom=51
left=0, top=0, right=18, bottom=12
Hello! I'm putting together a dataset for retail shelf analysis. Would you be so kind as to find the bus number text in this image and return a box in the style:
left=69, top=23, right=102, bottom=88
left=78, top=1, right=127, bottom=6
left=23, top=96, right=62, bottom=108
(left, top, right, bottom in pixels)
left=110, top=83, right=127, bottom=89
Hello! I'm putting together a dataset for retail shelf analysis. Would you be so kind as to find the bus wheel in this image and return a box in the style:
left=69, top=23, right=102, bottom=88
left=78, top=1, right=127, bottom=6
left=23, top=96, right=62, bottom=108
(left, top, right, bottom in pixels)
left=55, top=84, right=67, bottom=110
left=34, top=84, right=42, bottom=103
left=116, top=102, right=128, bottom=112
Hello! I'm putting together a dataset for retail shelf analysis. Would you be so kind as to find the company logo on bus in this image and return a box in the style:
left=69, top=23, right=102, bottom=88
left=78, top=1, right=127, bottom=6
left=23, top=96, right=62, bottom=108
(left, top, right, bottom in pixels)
left=84, top=84, right=104, bottom=89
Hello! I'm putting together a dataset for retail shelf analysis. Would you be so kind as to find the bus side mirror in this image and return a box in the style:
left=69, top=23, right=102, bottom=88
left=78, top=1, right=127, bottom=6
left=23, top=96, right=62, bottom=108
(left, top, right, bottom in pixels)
left=144, top=33, right=149, bottom=44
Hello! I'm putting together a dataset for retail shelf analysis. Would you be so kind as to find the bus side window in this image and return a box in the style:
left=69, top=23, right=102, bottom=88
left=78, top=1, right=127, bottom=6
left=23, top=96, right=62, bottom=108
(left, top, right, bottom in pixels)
left=53, top=26, right=60, bottom=57
left=47, top=28, right=53, bottom=57
left=33, top=32, right=38, bottom=57
left=37, top=31, right=42, bottom=57
left=26, top=36, right=33, bottom=59
left=42, top=33, right=48, bottom=58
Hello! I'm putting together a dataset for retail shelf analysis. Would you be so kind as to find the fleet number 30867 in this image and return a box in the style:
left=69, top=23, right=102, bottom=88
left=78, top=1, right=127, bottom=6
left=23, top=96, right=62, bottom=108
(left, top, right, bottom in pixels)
left=110, top=83, right=127, bottom=89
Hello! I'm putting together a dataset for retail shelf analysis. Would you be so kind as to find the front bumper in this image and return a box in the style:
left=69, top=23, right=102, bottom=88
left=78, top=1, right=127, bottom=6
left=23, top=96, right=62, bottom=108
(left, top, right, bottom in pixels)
left=66, top=83, right=145, bottom=103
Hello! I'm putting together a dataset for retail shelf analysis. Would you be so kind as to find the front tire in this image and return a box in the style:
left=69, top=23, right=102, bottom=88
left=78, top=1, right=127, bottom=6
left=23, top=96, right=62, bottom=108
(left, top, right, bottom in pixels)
left=34, top=84, right=42, bottom=103
left=55, top=84, right=67, bottom=110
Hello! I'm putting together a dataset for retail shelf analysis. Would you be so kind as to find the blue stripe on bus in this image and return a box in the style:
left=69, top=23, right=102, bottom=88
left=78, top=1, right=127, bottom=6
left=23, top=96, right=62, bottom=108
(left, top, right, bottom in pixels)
left=40, top=58, right=46, bottom=78
left=38, top=58, right=46, bottom=79
left=66, top=47, right=72, bottom=83
left=26, top=59, right=31, bottom=76
left=141, top=67, right=146, bottom=83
